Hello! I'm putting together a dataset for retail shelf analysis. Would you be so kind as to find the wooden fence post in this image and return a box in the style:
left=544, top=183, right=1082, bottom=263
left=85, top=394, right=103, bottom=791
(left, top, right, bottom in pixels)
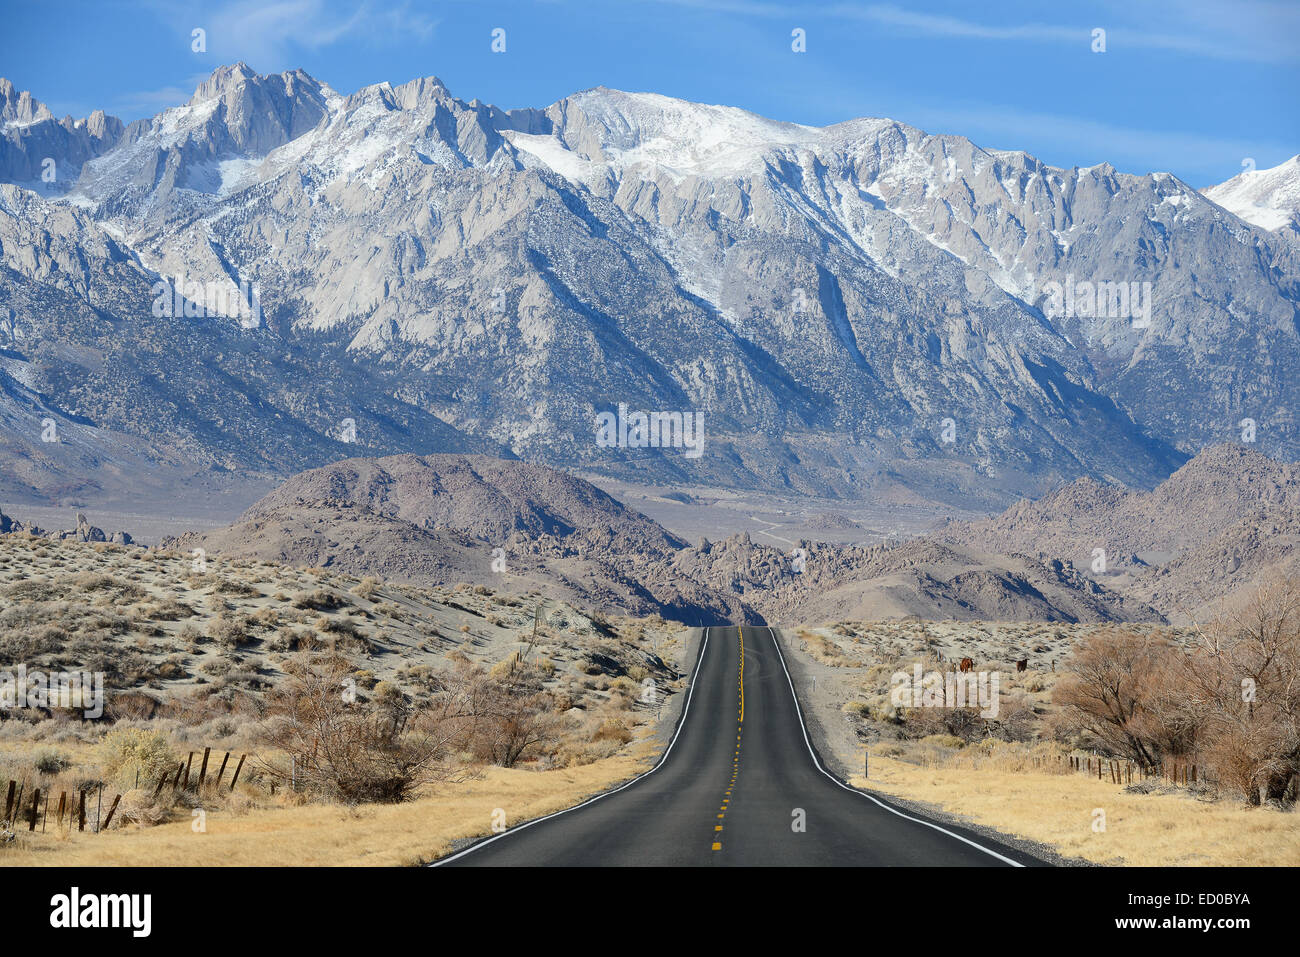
left=182, top=752, right=194, bottom=789
left=56, top=792, right=66, bottom=829
left=198, top=747, right=211, bottom=789
left=153, top=770, right=169, bottom=800
left=213, top=752, right=231, bottom=790
left=28, top=788, right=40, bottom=831
left=171, top=761, right=184, bottom=790
left=4, top=779, right=14, bottom=822
left=78, top=791, right=86, bottom=832
left=229, top=754, right=247, bottom=792
left=101, top=794, right=122, bottom=830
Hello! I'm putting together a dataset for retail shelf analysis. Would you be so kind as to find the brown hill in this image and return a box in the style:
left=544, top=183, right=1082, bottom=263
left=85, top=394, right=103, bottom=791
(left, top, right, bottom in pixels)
left=674, top=535, right=1162, bottom=624
left=937, top=444, right=1300, bottom=620
left=165, top=456, right=753, bottom=625
left=243, top=454, right=686, bottom=554
left=162, top=453, right=1170, bottom=627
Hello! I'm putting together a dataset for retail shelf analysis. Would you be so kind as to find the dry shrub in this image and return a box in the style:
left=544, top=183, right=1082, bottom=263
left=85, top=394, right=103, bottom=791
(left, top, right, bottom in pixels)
left=261, top=656, right=476, bottom=804
left=592, top=718, right=633, bottom=745
left=99, top=728, right=177, bottom=793
left=291, top=589, right=348, bottom=611
left=351, top=576, right=381, bottom=601
left=113, top=788, right=170, bottom=828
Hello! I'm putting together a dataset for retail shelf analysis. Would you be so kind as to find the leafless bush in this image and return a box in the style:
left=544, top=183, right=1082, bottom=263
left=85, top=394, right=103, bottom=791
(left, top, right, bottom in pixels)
left=1053, top=627, right=1183, bottom=768
left=261, top=656, right=478, bottom=803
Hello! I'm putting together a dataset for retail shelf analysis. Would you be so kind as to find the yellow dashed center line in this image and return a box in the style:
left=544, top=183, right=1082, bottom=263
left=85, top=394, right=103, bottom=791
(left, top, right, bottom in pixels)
left=712, top=627, right=746, bottom=853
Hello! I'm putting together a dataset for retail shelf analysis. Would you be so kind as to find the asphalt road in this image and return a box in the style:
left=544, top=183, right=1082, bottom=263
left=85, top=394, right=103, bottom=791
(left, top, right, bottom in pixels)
left=437, top=626, right=1041, bottom=866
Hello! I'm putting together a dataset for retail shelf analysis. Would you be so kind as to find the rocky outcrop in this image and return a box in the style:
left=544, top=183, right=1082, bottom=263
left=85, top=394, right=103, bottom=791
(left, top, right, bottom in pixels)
left=0, top=507, right=133, bottom=544
left=0, top=508, right=43, bottom=536
left=938, top=444, right=1300, bottom=620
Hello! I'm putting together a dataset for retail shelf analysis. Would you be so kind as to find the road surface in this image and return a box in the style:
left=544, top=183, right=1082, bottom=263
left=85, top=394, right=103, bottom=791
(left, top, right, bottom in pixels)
left=437, top=626, right=1041, bottom=866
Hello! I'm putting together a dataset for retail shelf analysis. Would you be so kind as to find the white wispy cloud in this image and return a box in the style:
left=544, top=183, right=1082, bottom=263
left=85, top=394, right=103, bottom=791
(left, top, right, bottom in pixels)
left=145, top=0, right=437, bottom=71
left=635, top=0, right=1300, bottom=63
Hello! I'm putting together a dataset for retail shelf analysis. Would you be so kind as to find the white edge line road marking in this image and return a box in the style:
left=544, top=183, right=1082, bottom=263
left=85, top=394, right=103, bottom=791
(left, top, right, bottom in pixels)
left=430, top=627, right=713, bottom=866
left=767, top=626, right=1026, bottom=868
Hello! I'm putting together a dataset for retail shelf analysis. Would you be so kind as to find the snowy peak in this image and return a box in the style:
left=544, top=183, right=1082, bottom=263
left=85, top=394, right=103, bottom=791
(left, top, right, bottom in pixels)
left=73, top=64, right=332, bottom=218
left=266, top=71, right=518, bottom=183
left=1203, top=154, right=1300, bottom=235
left=557, top=87, right=820, bottom=158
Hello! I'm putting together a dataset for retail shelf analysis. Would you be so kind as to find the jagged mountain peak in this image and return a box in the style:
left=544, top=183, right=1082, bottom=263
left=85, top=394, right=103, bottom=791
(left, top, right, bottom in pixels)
left=0, top=77, right=56, bottom=125
left=190, top=61, right=259, bottom=101
left=188, top=62, right=329, bottom=107
left=71, top=63, right=332, bottom=216
left=0, top=79, right=123, bottom=191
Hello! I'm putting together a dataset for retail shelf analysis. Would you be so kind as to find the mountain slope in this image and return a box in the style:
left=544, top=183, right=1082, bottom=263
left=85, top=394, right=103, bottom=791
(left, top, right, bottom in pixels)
left=0, top=183, right=505, bottom=499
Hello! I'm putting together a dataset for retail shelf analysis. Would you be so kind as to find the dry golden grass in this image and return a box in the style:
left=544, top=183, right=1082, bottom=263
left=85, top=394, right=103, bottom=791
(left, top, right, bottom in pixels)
left=853, top=756, right=1300, bottom=866
left=3, top=748, right=654, bottom=867
left=797, top=629, right=858, bottom=667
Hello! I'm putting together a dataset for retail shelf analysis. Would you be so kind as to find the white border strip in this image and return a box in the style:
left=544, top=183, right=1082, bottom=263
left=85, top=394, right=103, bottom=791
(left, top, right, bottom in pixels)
left=767, top=627, right=1026, bottom=867
left=431, top=627, right=713, bottom=866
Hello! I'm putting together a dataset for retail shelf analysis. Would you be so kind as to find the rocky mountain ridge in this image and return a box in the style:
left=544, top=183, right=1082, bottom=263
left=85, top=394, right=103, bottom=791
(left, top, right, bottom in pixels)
left=0, top=64, right=1295, bottom=509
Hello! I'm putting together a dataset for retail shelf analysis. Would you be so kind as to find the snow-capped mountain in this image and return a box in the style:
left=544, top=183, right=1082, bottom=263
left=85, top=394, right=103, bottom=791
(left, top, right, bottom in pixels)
left=1, top=65, right=1297, bottom=506
left=1203, top=154, right=1300, bottom=238
left=73, top=62, right=333, bottom=224
left=0, top=78, right=122, bottom=193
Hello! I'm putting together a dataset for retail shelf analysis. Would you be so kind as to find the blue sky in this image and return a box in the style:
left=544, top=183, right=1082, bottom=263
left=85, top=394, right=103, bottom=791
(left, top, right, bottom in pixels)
left=2, top=0, right=1296, bottom=187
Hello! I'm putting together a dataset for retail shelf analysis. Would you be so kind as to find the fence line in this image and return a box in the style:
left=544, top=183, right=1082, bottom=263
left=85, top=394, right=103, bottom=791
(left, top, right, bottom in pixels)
left=3, top=750, right=248, bottom=837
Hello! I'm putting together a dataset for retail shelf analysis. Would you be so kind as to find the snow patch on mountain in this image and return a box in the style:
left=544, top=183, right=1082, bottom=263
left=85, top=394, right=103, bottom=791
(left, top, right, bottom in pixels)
left=1203, top=155, right=1300, bottom=234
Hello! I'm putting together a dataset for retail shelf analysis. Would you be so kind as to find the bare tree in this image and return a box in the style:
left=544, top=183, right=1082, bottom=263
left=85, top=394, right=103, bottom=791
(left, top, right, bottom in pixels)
left=1185, top=579, right=1300, bottom=804
left=1053, top=627, right=1181, bottom=768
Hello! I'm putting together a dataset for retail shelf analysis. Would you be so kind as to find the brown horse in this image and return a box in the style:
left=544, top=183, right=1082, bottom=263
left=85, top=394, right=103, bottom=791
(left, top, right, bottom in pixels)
left=959, top=657, right=974, bottom=673
left=1016, top=658, right=1028, bottom=673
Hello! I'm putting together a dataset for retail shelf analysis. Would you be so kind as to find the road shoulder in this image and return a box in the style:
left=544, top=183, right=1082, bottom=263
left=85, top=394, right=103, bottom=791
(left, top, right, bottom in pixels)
left=772, top=627, right=1081, bottom=867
